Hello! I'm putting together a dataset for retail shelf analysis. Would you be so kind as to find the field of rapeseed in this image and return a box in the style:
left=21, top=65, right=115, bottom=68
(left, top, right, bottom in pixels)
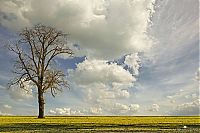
left=0, top=116, right=199, bottom=132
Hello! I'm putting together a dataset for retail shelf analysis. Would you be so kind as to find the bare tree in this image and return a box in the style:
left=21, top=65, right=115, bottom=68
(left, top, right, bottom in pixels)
left=8, top=24, right=73, bottom=118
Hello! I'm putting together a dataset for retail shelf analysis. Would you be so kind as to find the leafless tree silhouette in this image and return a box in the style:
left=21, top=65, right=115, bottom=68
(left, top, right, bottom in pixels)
left=8, top=24, right=73, bottom=118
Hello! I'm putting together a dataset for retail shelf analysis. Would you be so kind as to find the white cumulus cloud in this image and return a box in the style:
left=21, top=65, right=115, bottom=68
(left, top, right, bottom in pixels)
left=3, top=104, right=12, bottom=109
left=129, top=104, right=140, bottom=113
left=48, top=107, right=71, bottom=115
left=124, top=53, right=141, bottom=76
left=68, top=59, right=135, bottom=103
left=111, top=103, right=130, bottom=114
left=0, top=0, right=156, bottom=60
left=148, top=104, right=160, bottom=112
left=69, top=59, right=135, bottom=85
left=110, top=103, right=140, bottom=115
left=89, top=107, right=102, bottom=115
left=170, top=99, right=200, bottom=116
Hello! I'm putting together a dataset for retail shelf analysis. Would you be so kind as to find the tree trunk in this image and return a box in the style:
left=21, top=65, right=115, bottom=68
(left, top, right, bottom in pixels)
left=38, top=88, right=45, bottom=118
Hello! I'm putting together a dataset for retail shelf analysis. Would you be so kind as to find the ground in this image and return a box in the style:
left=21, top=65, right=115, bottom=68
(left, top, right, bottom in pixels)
left=0, top=116, right=199, bottom=133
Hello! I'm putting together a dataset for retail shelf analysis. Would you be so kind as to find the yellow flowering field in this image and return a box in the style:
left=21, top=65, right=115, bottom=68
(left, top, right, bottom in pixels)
left=0, top=116, right=199, bottom=132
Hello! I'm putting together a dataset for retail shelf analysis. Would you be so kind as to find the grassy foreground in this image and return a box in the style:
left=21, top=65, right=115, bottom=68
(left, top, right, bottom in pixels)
left=0, top=116, right=199, bottom=133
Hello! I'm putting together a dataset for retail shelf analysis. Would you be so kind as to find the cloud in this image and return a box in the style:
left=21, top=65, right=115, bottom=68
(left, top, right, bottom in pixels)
left=48, top=107, right=103, bottom=115
left=0, top=0, right=156, bottom=60
left=0, top=0, right=30, bottom=29
left=48, top=107, right=71, bottom=115
left=0, top=85, right=5, bottom=89
left=166, top=87, right=199, bottom=105
left=70, top=110, right=84, bottom=116
left=9, top=81, right=34, bottom=101
left=48, top=107, right=106, bottom=116
left=111, top=103, right=130, bottom=114
left=69, top=59, right=135, bottom=85
left=129, top=104, right=140, bottom=113
left=68, top=59, right=136, bottom=103
left=89, top=107, right=102, bottom=115
left=148, top=104, right=159, bottom=112
left=69, top=59, right=136, bottom=98
left=184, top=93, right=198, bottom=99
left=110, top=103, right=140, bottom=115
left=191, top=93, right=198, bottom=99
left=3, top=104, right=12, bottom=109
left=166, top=96, right=176, bottom=103
left=195, top=67, right=200, bottom=81
left=115, top=89, right=130, bottom=99
left=0, top=110, right=12, bottom=116
left=124, top=53, right=141, bottom=76
left=170, top=99, right=200, bottom=116
left=48, top=103, right=140, bottom=116
left=67, top=54, right=143, bottom=115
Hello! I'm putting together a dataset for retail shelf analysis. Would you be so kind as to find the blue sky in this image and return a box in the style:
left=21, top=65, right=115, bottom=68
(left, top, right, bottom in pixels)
left=0, top=0, right=199, bottom=116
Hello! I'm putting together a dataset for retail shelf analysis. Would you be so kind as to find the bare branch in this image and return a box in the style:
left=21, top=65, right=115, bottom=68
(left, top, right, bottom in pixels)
left=8, top=24, right=73, bottom=98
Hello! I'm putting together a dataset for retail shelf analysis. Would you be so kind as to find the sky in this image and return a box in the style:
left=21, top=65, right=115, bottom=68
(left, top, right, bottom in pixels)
left=0, top=0, right=199, bottom=116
